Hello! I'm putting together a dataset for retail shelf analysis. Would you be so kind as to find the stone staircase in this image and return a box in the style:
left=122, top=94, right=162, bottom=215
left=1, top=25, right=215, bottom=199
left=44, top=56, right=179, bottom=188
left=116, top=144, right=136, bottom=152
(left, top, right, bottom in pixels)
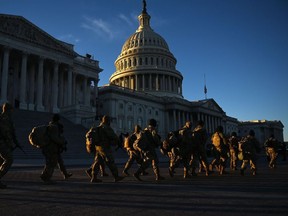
left=12, top=109, right=90, bottom=160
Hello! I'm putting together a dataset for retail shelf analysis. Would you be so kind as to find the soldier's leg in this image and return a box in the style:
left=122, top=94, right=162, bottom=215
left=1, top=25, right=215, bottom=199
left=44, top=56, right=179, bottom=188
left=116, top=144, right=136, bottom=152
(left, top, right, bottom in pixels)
left=41, top=149, right=58, bottom=183
left=122, top=150, right=134, bottom=176
left=104, top=151, right=124, bottom=182
left=0, top=148, right=13, bottom=188
left=90, top=153, right=102, bottom=183
left=0, top=149, right=13, bottom=179
left=57, top=153, right=72, bottom=179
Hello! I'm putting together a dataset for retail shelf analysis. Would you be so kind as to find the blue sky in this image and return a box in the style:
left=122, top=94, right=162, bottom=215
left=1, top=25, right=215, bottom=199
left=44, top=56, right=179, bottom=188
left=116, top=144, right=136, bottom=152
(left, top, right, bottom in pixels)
left=1, top=0, right=288, bottom=140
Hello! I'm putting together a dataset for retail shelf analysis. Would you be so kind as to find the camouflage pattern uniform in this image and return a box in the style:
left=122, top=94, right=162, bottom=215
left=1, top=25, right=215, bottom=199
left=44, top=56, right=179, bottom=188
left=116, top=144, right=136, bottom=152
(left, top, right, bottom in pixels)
left=133, top=119, right=165, bottom=181
left=0, top=103, right=18, bottom=189
left=49, top=114, right=72, bottom=180
left=264, top=135, right=279, bottom=169
left=210, top=126, right=228, bottom=175
left=177, top=121, right=194, bottom=178
left=122, top=125, right=145, bottom=176
left=90, top=115, right=124, bottom=183
left=41, top=115, right=66, bottom=184
left=192, top=120, right=210, bottom=176
left=228, top=132, right=239, bottom=170
left=240, top=130, right=261, bottom=176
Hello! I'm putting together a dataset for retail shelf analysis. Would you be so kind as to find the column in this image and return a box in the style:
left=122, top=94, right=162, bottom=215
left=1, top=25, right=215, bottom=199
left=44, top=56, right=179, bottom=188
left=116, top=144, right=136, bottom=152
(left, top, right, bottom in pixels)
left=36, top=57, right=45, bottom=111
left=19, top=52, right=28, bottom=110
left=173, top=110, right=176, bottom=131
left=67, top=66, right=72, bottom=106
left=83, top=76, right=88, bottom=105
left=28, top=63, right=35, bottom=110
left=0, top=47, right=10, bottom=104
left=135, top=75, right=138, bottom=91
left=142, top=74, right=145, bottom=90
left=52, top=61, right=59, bottom=113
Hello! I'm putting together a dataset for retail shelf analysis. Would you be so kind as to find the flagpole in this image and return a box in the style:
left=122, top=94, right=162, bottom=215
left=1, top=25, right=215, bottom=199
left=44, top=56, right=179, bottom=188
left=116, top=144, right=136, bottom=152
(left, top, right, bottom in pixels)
left=204, top=74, right=207, bottom=99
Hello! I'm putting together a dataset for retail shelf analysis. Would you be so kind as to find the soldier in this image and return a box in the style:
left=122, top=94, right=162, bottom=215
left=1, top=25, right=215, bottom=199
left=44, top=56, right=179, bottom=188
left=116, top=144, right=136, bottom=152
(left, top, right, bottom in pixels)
left=192, top=120, right=210, bottom=176
left=177, top=121, right=194, bottom=178
left=228, top=132, right=239, bottom=171
left=133, top=119, right=165, bottom=181
left=264, top=134, right=279, bottom=169
left=49, top=114, right=72, bottom=180
left=239, top=130, right=261, bottom=176
left=122, top=125, right=146, bottom=176
left=41, top=114, right=67, bottom=184
left=0, top=103, right=19, bottom=189
left=90, top=115, right=124, bottom=183
left=209, top=126, right=228, bottom=175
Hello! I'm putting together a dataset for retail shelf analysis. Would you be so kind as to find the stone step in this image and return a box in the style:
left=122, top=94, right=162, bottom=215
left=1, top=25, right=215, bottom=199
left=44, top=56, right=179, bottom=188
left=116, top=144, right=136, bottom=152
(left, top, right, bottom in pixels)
left=12, top=109, right=89, bottom=159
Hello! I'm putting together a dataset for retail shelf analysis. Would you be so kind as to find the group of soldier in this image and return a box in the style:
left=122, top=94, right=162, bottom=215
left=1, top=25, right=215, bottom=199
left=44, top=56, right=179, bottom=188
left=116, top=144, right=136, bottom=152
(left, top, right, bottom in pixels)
left=0, top=102, right=285, bottom=189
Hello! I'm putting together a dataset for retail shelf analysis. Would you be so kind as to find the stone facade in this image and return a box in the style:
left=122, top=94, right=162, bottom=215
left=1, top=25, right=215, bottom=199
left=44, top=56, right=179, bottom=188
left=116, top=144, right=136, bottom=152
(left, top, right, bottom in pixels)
left=0, top=14, right=103, bottom=124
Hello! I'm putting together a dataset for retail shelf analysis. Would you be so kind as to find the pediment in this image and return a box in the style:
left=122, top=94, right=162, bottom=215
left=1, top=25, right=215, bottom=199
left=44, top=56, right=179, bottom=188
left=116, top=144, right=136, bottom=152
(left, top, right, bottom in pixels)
left=0, top=14, right=76, bottom=57
left=200, top=99, right=224, bottom=113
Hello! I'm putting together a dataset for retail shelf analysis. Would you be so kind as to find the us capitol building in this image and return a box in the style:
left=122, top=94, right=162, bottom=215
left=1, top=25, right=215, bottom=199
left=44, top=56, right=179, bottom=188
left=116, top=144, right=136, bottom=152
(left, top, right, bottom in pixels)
left=0, top=2, right=284, bottom=143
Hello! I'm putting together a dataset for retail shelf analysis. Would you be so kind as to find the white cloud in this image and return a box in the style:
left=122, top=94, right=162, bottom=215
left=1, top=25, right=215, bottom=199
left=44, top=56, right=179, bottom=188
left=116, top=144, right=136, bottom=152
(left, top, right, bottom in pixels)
left=58, top=34, right=80, bottom=43
left=118, top=13, right=133, bottom=26
left=82, top=16, right=114, bottom=40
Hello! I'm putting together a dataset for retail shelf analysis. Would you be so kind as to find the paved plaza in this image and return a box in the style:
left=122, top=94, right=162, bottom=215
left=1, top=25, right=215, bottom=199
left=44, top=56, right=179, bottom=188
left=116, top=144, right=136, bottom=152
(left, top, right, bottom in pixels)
left=0, top=156, right=288, bottom=216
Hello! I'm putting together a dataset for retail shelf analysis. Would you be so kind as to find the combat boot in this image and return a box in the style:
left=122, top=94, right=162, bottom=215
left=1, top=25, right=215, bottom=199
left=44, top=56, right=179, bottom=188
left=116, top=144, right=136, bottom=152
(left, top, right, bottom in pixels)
left=156, top=175, right=165, bottom=181
left=64, top=172, right=73, bottom=180
left=114, top=176, right=125, bottom=182
left=133, top=171, right=143, bottom=181
left=191, top=168, right=197, bottom=177
left=85, top=168, right=92, bottom=178
left=122, top=169, right=130, bottom=177
left=90, top=176, right=102, bottom=183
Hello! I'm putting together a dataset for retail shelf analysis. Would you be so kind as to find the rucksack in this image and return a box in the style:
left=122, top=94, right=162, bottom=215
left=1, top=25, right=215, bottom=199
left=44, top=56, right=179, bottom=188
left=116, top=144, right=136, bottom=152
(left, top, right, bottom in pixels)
left=133, top=130, right=150, bottom=151
left=85, top=126, right=102, bottom=153
left=28, top=125, right=51, bottom=148
left=123, top=134, right=136, bottom=150
left=212, top=132, right=223, bottom=147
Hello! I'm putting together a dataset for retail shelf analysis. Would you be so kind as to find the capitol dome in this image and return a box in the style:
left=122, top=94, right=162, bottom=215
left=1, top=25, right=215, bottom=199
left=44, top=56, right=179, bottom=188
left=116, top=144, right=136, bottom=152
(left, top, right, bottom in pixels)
left=109, top=1, right=183, bottom=98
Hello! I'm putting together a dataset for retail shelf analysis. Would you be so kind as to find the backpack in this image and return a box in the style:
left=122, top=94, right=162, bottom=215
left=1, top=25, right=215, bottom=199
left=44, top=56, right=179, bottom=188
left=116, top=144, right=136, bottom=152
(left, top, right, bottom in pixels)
left=28, top=125, right=51, bottom=148
left=123, top=134, right=136, bottom=150
left=133, top=130, right=150, bottom=151
left=212, top=132, right=223, bottom=147
left=85, top=126, right=101, bottom=153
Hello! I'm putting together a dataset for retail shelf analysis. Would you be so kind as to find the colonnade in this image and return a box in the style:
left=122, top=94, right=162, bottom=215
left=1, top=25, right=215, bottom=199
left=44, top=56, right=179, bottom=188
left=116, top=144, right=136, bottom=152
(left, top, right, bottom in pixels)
left=111, top=73, right=182, bottom=95
left=0, top=46, right=95, bottom=113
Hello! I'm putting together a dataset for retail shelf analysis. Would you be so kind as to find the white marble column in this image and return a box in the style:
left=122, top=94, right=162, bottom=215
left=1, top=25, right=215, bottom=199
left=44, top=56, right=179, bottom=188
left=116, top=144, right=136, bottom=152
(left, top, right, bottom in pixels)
left=19, top=52, right=28, bottom=110
left=36, top=57, right=44, bottom=111
left=0, top=47, right=10, bottom=104
left=52, top=61, right=59, bottom=113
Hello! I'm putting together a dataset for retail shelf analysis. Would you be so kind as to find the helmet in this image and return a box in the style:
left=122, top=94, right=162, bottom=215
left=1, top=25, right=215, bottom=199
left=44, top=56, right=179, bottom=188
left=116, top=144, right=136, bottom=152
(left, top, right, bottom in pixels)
left=148, top=118, right=157, bottom=127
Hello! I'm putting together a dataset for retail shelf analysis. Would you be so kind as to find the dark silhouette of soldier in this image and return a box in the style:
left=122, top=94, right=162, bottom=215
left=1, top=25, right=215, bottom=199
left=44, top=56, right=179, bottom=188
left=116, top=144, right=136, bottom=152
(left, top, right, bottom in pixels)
left=0, top=103, right=19, bottom=189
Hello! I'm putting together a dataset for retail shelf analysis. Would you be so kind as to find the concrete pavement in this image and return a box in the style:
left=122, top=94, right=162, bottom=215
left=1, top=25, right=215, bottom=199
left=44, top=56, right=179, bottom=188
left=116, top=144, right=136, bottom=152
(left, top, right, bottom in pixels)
left=1, top=155, right=288, bottom=216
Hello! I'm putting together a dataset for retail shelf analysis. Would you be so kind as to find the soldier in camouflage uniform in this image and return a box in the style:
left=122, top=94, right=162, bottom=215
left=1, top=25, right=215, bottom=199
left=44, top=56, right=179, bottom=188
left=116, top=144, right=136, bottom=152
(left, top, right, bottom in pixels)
left=239, top=130, right=261, bottom=176
left=40, top=115, right=67, bottom=184
left=90, top=115, right=124, bottom=183
left=133, top=119, right=165, bottom=181
left=49, top=114, right=72, bottom=180
left=192, top=120, right=210, bottom=176
left=0, top=103, right=19, bottom=189
left=264, top=134, right=279, bottom=169
left=122, top=124, right=147, bottom=176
